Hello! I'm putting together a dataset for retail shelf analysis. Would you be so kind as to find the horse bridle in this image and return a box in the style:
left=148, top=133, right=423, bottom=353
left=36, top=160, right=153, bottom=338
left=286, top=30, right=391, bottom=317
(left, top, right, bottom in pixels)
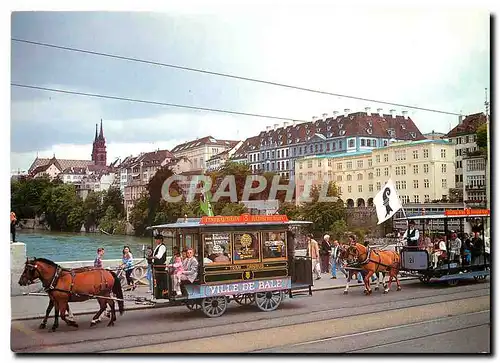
left=24, top=260, right=63, bottom=291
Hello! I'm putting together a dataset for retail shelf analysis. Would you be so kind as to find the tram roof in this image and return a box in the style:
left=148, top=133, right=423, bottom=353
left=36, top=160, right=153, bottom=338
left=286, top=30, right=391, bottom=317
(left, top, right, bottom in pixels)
left=395, top=213, right=490, bottom=221
left=147, top=218, right=312, bottom=230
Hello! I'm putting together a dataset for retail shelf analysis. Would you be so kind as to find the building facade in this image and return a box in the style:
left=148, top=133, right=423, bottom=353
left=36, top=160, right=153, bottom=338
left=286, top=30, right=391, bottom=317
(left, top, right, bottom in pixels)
left=294, top=139, right=456, bottom=207
left=242, top=108, right=425, bottom=180
left=170, top=136, right=239, bottom=173
left=444, top=112, right=486, bottom=190
left=206, top=141, right=244, bottom=172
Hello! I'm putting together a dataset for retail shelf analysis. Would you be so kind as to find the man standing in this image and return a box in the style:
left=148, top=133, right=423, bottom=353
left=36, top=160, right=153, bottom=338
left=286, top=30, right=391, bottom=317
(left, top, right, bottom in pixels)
left=172, top=248, right=199, bottom=296
left=10, top=211, right=17, bottom=243
left=320, top=234, right=332, bottom=274
left=470, top=231, right=485, bottom=265
left=152, top=234, right=168, bottom=298
left=307, top=234, right=321, bottom=280
left=403, top=220, right=420, bottom=247
left=449, top=232, right=462, bottom=263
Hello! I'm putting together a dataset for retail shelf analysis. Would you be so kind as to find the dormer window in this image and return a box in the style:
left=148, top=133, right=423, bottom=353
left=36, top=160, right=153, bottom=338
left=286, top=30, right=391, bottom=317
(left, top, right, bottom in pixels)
left=401, top=124, right=406, bottom=130
left=339, top=130, right=346, bottom=136
left=366, top=128, right=373, bottom=135
left=410, top=132, right=416, bottom=139
left=350, top=116, right=354, bottom=120
left=368, top=121, right=373, bottom=127
left=339, top=123, right=344, bottom=129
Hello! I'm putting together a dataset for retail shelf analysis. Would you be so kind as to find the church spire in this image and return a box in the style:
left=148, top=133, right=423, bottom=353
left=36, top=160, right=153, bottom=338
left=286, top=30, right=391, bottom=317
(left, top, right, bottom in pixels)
left=94, top=123, right=98, bottom=141
left=98, top=119, right=104, bottom=140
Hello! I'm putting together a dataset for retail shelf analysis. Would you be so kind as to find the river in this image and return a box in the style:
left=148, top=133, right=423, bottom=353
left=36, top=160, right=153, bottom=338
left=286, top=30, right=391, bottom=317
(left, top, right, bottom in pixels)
left=16, top=231, right=151, bottom=262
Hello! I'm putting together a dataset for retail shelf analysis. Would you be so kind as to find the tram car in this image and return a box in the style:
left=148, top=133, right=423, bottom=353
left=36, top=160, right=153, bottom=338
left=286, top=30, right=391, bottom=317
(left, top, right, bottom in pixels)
left=146, top=214, right=314, bottom=318
left=396, top=209, right=490, bottom=286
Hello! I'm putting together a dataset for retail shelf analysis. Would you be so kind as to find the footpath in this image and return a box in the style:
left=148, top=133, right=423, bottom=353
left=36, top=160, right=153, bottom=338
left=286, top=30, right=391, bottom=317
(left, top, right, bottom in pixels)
left=11, top=272, right=415, bottom=321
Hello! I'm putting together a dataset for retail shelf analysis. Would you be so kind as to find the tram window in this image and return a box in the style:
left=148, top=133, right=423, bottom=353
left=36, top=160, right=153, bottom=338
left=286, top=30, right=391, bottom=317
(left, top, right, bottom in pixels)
left=184, top=234, right=199, bottom=256
left=203, top=233, right=232, bottom=264
left=233, top=232, right=260, bottom=263
left=262, top=231, right=287, bottom=259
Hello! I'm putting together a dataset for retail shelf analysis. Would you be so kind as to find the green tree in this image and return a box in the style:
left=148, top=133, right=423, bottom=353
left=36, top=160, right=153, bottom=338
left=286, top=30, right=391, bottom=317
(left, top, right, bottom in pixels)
left=11, top=176, right=53, bottom=219
left=220, top=203, right=248, bottom=216
left=277, top=202, right=301, bottom=220
left=329, top=219, right=348, bottom=241
left=300, top=182, right=346, bottom=236
left=476, top=123, right=487, bottom=149
left=146, top=166, right=180, bottom=227
left=129, top=192, right=150, bottom=236
left=40, top=183, right=85, bottom=231
left=209, top=161, right=251, bottom=203
left=102, top=187, right=124, bottom=217
left=83, top=191, right=104, bottom=231
left=99, top=206, right=119, bottom=234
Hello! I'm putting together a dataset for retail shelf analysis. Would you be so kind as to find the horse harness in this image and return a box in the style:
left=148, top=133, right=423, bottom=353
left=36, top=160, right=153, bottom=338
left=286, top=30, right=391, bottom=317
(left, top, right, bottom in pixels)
left=351, top=246, right=399, bottom=273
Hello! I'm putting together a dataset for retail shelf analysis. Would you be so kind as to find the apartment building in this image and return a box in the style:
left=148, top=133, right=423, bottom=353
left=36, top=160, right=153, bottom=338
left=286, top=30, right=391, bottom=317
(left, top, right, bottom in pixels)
left=120, top=149, right=174, bottom=220
left=444, top=112, right=486, bottom=189
left=206, top=141, right=244, bottom=172
left=242, top=108, right=425, bottom=180
left=294, top=139, right=456, bottom=207
left=171, top=136, right=240, bottom=173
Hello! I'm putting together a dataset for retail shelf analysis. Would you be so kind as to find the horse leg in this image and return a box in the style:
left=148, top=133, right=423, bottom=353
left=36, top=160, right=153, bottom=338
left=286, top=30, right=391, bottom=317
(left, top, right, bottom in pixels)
left=395, top=272, right=402, bottom=291
left=67, top=305, right=75, bottom=322
left=91, top=298, right=107, bottom=327
left=343, top=274, right=350, bottom=295
left=384, top=275, right=394, bottom=294
left=40, top=299, right=54, bottom=329
left=382, top=272, right=388, bottom=289
left=59, top=300, right=78, bottom=328
left=364, top=271, right=374, bottom=295
left=374, top=272, right=380, bottom=291
left=50, top=300, right=59, bottom=332
left=106, top=298, right=116, bottom=327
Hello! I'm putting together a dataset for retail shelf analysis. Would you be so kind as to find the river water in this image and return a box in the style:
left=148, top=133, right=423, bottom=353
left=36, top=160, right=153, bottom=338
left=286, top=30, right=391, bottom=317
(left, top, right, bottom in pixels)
left=17, top=231, right=152, bottom=262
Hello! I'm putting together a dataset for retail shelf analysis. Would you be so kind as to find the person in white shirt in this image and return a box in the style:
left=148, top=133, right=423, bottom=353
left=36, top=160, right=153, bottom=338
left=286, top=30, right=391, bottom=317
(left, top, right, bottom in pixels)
left=403, top=220, right=420, bottom=247
left=152, top=234, right=168, bottom=298
left=449, top=232, right=462, bottom=263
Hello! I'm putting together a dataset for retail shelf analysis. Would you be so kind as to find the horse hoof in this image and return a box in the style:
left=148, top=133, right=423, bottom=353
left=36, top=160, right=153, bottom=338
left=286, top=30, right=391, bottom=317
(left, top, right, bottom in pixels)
left=343, top=291, right=348, bottom=295
left=49, top=327, right=57, bottom=333
left=374, top=287, right=379, bottom=291
left=90, top=322, right=97, bottom=327
left=39, top=323, right=46, bottom=329
left=397, top=287, right=402, bottom=291
left=383, top=290, right=389, bottom=294
left=107, top=322, right=115, bottom=327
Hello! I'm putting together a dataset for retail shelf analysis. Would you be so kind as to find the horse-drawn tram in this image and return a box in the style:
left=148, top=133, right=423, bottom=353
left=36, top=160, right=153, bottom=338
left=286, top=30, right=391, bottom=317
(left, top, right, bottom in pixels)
left=146, top=214, right=314, bottom=317
left=396, top=209, right=490, bottom=286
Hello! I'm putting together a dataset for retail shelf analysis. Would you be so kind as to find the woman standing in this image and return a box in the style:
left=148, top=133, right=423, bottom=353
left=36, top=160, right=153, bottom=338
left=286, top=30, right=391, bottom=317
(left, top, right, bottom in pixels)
left=145, top=246, right=154, bottom=293
left=121, top=246, right=134, bottom=287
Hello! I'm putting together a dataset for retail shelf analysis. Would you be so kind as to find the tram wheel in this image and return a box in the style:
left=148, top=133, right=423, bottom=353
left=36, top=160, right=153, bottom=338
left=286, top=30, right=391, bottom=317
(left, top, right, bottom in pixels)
left=255, top=291, right=283, bottom=312
left=447, top=279, right=459, bottom=287
left=233, top=293, right=255, bottom=306
left=201, top=296, right=228, bottom=318
left=474, top=275, right=487, bottom=282
left=419, top=276, right=431, bottom=284
left=186, top=299, right=202, bottom=311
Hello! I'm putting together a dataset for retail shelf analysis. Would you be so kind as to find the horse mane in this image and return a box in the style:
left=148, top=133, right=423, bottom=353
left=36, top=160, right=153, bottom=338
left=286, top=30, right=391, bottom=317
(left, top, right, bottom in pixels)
left=34, top=257, right=59, bottom=267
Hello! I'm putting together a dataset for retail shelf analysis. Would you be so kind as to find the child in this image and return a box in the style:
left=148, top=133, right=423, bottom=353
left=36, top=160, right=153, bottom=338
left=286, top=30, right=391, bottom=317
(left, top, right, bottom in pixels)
left=94, top=248, right=105, bottom=268
left=167, top=255, right=184, bottom=295
left=121, top=246, right=134, bottom=287
left=145, top=246, right=154, bottom=293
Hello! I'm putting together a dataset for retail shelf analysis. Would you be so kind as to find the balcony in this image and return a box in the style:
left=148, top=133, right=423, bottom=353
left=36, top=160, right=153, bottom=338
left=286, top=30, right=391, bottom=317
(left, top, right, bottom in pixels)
left=465, top=184, right=486, bottom=191
left=463, top=149, right=487, bottom=159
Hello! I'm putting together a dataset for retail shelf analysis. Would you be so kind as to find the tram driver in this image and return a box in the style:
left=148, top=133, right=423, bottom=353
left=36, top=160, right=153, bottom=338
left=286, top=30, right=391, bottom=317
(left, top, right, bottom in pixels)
left=402, top=220, right=420, bottom=248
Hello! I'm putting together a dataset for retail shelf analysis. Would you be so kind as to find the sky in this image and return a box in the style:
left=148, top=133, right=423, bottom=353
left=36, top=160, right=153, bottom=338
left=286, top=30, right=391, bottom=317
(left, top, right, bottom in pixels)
left=10, top=7, right=491, bottom=172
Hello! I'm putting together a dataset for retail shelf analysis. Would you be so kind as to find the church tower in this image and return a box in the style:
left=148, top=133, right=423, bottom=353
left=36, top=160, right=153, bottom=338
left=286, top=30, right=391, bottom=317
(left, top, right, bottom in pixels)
left=91, top=119, right=107, bottom=166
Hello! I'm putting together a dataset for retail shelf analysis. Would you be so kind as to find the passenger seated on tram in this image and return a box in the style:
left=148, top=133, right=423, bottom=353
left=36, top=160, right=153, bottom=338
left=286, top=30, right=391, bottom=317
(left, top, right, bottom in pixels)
left=449, top=232, right=462, bottom=264
left=431, top=241, right=447, bottom=269
left=203, top=249, right=213, bottom=264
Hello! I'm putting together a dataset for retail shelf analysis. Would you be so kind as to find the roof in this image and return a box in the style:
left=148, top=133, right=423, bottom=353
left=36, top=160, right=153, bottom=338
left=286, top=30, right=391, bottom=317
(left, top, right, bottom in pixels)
left=147, top=220, right=312, bottom=230
left=208, top=149, right=230, bottom=161
left=445, top=112, right=486, bottom=138
left=61, top=167, right=87, bottom=175
left=249, top=111, right=425, bottom=150
left=298, top=139, right=452, bottom=161
left=395, top=213, right=490, bottom=221
left=171, top=136, right=239, bottom=153
left=29, top=157, right=94, bottom=174
left=230, top=136, right=260, bottom=160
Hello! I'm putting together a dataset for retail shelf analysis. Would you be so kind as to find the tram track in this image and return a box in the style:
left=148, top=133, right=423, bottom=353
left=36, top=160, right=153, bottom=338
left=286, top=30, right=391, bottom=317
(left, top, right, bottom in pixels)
left=12, top=282, right=490, bottom=353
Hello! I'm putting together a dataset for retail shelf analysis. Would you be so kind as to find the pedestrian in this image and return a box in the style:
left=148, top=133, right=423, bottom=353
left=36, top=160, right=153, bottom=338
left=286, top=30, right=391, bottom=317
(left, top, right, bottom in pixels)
left=94, top=247, right=105, bottom=268
left=330, top=240, right=340, bottom=279
left=320, top=234, right=332, bottom=274
left=145, top=246, right=154, bottom=293
left=121, top=246, right=134, bottom=287
left=10, top=211, right=17, bottom=243
left=307, top=234, right=321, bottom=280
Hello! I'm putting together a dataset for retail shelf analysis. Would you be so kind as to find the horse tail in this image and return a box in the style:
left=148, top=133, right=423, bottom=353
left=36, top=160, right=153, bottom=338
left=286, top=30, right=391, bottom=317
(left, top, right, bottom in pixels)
left=110, top=271, right=125, bottom=315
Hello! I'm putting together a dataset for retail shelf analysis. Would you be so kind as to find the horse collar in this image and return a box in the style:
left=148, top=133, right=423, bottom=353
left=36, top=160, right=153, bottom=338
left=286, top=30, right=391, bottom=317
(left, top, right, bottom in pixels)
left=359, top=246, right=371, bottom=265
left=46, top=265, right=63, bottom=291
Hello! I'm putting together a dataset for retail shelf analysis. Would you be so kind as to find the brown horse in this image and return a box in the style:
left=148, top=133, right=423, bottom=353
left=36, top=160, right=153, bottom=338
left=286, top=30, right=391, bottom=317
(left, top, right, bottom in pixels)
left=18, top=258, right=124, bottom=332
left=345, top=243, right=401, bottom=295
